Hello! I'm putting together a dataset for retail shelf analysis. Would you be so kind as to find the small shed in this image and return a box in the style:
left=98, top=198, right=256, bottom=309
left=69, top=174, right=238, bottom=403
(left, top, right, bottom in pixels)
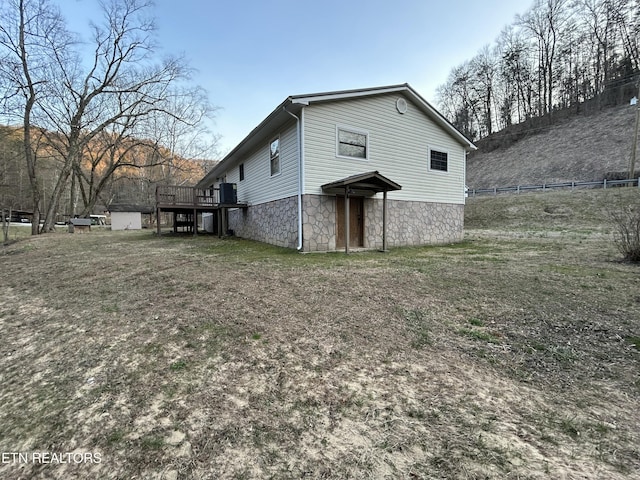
left=108, top=204, right=154, bottom=231
left=69, top=217, right=92, bottom=233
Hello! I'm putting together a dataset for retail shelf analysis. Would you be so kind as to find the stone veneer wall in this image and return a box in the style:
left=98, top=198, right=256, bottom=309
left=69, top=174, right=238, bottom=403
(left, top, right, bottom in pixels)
left=364, top=198, right=464, bottom=249
left=228, top=196, right=298, bottom=248
left=302, top=195, right=336, bottom=252
left=228, top=194, right=464, bottom=252
left=303, top=194, right=463, bottom=251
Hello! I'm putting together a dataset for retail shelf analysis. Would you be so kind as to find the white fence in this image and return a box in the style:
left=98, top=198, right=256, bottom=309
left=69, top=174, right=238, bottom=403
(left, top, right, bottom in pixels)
left=469, top=178, right=640, bottom=197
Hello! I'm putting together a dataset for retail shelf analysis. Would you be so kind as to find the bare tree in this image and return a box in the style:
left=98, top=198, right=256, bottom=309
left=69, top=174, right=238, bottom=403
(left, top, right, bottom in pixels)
left=0, top=0, right=74, bottom=234
left=517, top=0, right=569, bottom=119
left=437, top=61, right=482, bottom=140
left=141, top=85, right=220, bottom=185
left=497, top=25, right=535, bottom=123
left=1, top=0, right=217, bottom=233
left=470, top=45, right=499, bottom=136
left=435, top=0, right=640, bottom=140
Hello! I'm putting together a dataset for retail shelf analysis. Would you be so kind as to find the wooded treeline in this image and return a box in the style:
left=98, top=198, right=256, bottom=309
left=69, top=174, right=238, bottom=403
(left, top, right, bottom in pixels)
left=0, top=0, right=218, bottom=234
left=0, top=124, right=211, bottom=222
left=437, top=0, right=640, bottom=141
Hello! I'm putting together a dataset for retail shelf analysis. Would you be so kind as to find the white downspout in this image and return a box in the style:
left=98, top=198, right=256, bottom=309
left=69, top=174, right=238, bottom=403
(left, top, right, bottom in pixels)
left=284, top=104, right=306, bottom=250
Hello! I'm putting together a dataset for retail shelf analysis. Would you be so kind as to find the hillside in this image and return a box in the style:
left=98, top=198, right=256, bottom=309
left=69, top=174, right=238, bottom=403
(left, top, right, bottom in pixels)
left=465, top=187, right=639, bottom=232
left=467, top=104, right=637, bottom=189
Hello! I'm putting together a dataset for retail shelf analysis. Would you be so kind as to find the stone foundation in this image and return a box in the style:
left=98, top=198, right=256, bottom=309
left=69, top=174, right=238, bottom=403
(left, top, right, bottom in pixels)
left=302, top=195, right=337, bottom=251
left=228, top=196, right=298, bottom=248
left=364, top=198, right=464, bottom=249
left=228, top=194, right=464, bottom=252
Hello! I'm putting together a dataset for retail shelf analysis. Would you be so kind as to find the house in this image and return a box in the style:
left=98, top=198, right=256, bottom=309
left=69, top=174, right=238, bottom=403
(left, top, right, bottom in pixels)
left=109, top=204, right=154, bottom=230
left=196, top=84, right=476, bottom=252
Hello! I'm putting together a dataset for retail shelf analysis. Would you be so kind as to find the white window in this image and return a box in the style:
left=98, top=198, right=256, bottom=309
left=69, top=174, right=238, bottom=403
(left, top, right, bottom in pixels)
left=336, top=126, right=368, bottom=160
left=270, top=136, right=280, bottom=176
left=429, top=148, right=448, bottom=172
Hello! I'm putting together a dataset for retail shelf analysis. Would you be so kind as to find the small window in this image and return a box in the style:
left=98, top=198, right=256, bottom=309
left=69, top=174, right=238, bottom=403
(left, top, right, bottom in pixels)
left=270, top=137, right=280, bottom=176
left=430, top=149, right=448, bottom=172
left=239, top=163, right=245, bottom=181
left=337, top=127, right=368, bottom=159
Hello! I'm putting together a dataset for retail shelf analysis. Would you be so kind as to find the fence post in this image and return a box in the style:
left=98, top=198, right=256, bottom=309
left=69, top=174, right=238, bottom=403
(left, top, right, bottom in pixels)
left=494, top=187, right=497, bottom=196
left=604, top=179, right=607, bottom=189
left=517, top=185, right=520, bottom=194
left=571, top=181, right=575, bottom=191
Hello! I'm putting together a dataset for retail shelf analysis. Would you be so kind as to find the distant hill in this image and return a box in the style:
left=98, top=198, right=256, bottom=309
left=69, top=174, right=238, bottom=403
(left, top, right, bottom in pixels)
left=466, top=104, right=637, bottom=189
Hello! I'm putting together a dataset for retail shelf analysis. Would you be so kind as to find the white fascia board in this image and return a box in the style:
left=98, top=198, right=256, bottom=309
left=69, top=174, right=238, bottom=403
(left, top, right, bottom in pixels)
left=290, top=84, right=408, bottom=104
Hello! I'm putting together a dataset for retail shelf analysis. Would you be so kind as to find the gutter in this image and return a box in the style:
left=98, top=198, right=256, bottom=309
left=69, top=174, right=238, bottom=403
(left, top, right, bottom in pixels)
left=284, top=102, right=307, bottom=251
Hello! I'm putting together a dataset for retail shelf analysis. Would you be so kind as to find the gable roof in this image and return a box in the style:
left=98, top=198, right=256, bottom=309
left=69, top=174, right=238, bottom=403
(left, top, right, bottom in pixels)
left=321, top=171, right=402, bottom=194
left=108, top=204, right=155, bottom=214
left=197, top=83, right=476, bottom=189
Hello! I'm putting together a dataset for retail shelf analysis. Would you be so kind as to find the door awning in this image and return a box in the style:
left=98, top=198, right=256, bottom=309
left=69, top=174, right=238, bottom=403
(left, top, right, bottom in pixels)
left=321, top=171, right=402, bottom=195
left=321, top=171, right=401, bottom=253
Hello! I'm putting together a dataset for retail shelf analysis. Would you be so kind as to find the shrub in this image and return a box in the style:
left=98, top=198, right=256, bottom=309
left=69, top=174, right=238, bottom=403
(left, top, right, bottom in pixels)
left=610, top=204, right=640, bottom=262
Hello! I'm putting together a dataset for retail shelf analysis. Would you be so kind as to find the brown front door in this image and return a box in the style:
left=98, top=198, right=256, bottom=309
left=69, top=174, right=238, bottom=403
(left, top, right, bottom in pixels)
left=336, top=196, right=364, bottom=248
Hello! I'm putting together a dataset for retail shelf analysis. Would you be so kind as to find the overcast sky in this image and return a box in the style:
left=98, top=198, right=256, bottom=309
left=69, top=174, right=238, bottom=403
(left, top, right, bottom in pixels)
left=62, top=0, right=533, bottom=155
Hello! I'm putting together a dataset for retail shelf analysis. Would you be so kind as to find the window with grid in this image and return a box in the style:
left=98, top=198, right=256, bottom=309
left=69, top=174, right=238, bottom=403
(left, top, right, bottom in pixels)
left=430, top=149, right=448, bottom=172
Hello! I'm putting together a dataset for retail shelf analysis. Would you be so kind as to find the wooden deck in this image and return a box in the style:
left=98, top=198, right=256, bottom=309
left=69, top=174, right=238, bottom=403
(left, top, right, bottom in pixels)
left=157, top=185, right=213, bottom=210
left=155, top=185, right=246, bottom=235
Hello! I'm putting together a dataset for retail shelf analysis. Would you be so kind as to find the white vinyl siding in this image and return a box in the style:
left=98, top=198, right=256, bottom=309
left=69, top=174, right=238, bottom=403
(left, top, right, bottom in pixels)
left=303, top=94, right=467, bottom=204
left=221, top=121, right=298, bottom=205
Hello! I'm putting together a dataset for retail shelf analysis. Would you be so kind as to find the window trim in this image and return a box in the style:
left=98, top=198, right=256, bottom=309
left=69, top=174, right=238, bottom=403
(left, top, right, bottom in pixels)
left=335, top=125, right=370, bottom=161
left=239, top=163, right=245, bottom=182
left=269, top=135, right=281, bottom=177
left=428, top=146, right=450, bottom=173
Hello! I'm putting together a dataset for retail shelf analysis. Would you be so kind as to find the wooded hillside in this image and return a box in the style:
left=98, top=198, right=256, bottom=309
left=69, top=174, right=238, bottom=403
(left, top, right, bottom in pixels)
left=0, top=124, right=213, bottom=221
left=466, top=103, right=636, bottom=188
left=437, top=0, right=640, bottom=142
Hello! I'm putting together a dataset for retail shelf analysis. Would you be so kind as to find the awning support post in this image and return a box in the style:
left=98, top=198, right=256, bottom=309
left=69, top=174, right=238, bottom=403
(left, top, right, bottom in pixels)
left=382, top=190, right=388, bottom=252
left=344, top=187, right=350, bottom=254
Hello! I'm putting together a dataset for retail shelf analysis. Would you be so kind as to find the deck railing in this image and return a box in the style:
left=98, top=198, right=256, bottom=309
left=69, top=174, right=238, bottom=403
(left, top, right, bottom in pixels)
left=155, top=185, right=218, bottom=207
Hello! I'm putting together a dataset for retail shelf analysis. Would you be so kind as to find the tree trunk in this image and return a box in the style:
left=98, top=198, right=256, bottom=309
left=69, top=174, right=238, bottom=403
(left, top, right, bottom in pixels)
left=40, top=148, right=75, bottom=232
left=2, top=206, right=11, bottom=244
left=24, top=128, right=41, bottom=236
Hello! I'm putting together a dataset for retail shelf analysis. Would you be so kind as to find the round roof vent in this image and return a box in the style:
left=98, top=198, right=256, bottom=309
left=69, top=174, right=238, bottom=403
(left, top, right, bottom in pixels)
left=396, top=97, right=408, bottom=114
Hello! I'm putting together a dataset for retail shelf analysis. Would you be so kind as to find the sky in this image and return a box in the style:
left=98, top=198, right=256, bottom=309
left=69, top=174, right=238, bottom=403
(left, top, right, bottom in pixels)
left=61, top=0, right=534, bottom=156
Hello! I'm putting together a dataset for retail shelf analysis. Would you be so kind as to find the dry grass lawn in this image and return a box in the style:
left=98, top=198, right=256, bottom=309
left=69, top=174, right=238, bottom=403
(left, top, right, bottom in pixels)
left=0, top=189, right=639, bottom=479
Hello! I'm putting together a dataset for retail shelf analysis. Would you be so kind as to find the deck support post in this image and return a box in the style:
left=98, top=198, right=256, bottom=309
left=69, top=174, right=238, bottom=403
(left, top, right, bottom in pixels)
left=193, top=208, right=197, bottom=236
left=155, top=186, right=161, bottom=236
